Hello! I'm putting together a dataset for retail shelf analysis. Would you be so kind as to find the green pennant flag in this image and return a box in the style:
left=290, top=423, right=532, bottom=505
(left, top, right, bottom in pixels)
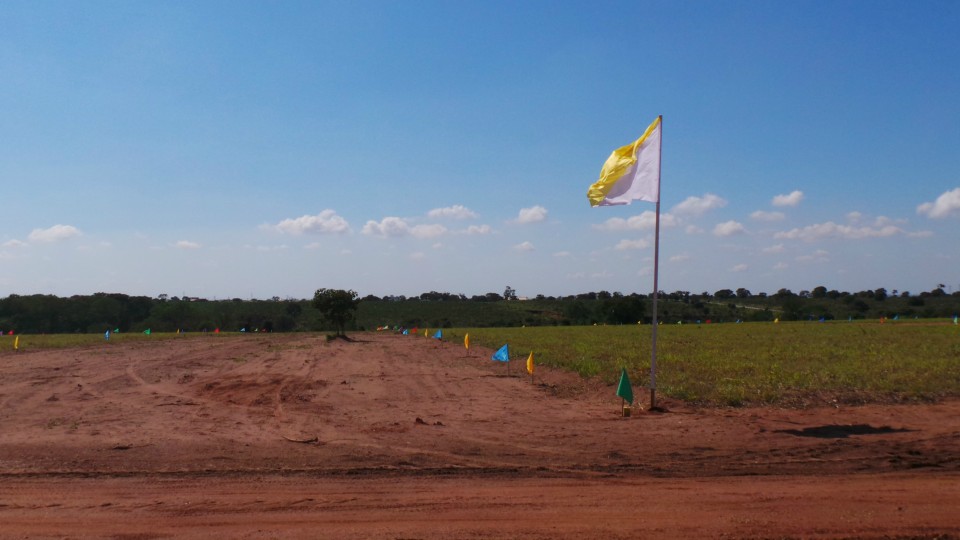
left=143, top=328, right=151, bottom=335
left=616, top=367, right=633, bottom=404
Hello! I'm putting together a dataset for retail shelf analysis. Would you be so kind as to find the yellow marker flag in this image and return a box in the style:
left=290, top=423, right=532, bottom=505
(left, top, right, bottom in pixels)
left=526, top=351, right=534, bottom=375
left=14, top=335, right=19, bottom=350
left=587, top=116, right=661, bottom=207
left=424, top=328, right=428, bottom=337
left=464, top=333, right=470, bottom=350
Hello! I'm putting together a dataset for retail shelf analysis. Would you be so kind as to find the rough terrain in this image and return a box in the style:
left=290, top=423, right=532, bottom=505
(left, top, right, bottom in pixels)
left=1, top=333, right=957, bottom=538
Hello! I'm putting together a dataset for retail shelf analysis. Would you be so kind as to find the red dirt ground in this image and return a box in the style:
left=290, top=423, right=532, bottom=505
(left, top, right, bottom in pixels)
left=1, top=333, right=958, bottom=538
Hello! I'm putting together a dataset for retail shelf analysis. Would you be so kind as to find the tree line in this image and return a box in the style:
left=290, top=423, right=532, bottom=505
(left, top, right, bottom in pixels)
left=0, top=285, right=957, bottom=335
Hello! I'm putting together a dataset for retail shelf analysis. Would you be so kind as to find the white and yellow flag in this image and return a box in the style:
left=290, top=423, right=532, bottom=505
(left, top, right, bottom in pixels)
left=587, top=116, right=661, bottom=207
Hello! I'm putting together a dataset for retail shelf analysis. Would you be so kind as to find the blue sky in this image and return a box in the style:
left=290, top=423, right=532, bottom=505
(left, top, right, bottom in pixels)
left=2, top=1, right=958, bottom=300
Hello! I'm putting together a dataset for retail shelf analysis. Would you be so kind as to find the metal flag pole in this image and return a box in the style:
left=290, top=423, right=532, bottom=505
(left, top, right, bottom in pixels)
left=649, top=115, right=663, bottom=410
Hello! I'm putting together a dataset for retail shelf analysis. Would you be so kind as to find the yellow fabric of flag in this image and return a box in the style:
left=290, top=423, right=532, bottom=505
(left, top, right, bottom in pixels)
left=464, top=333, right=470, bottom=350
left=14, top=335, right=19, bottom=350
left=587, top=116, right=661, bottom=207
left=526, top=351, right=534, bottom=375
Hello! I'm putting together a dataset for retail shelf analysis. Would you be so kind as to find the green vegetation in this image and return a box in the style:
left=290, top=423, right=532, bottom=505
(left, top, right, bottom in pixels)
left=1, top=286, right=957, bottom=334
left=312, top=288, right=360, bottom=337
left=0, top=331, right=236, bottom=351
left=450, top=322, right=960, bottom=407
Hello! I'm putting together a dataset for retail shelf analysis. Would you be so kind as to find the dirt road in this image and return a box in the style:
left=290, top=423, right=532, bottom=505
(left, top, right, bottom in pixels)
left=1, top=333, right=958, bottom=538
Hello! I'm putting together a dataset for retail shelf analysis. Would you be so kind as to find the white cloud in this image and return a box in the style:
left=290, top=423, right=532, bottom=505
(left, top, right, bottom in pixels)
left=750, top=210, right=785, bottom=222
left=28, top=224, right=81, bottom=243
left=362, top=217, right=410, bottom=237
left=773, top=262, right=788, bottom=270
left=428, top=205, right=478, bottom=220
left=713, top=220, right=746, bottom=237
left=361, top=218, right=446, bottom=238
left=174, top=240, right=201, bottom=249
left=672, top=193, right=727, bottom=215
left=514, top=241, right=535, bottom=252
left=410, top=224, right=447, bottom=239
left=2, top=239, right=28, bottom=248
left=553, top=251, right=571, bottom=257
left=761, top=243, right=786, bottom=254
left=847, top=211, right=863, bottom=223
left=615, top=238, right=650, bottom=250
left=685, top=225, right=704, bottom=235
left=669, top=254, right=691, bottom=263
left=917, top=187, right=960, bottom=218
left=774, top=222, right=903, bottom=241
left=516, top=205, right=547, bottom=224
left=596, top=211, right=678, bottom=231
left=731, top=263, right=748, bottom=272
left=772, top=190, right=804, bottom=207
left=432, top=242, right=443, bottom=249
left=272, top=210, right=350, bottom=235
left=464, top=224, right=491, bottom=235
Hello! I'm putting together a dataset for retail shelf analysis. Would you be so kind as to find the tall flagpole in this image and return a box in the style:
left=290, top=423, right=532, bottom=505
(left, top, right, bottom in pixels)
left=649, top=115, right=663, bottom=410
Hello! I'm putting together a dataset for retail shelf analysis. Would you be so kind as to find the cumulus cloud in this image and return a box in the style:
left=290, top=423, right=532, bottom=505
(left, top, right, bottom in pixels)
left=464, top=224, right=491, bottom=235
left=669, top=254, right=691, bottom=263
left=672, top=193, right=727, bottom=215
left=731, top=263, right=748, bottom=272
left=774, top=222, right=903, bottom=241
left=713, top=220, right=746, bottom=237
left=595, top=211, right=678, bottom=231
left=409, top=224, right=447, bottom=238
left=272, top=210, right=350, bottom=235
left=685, top=224, right=704, bottom=235
left=772, top=190, right=804, bottom=207
left=750, top=210, right=785, bottom=222
left=514, top=241, right=535, bottom=252
left=515, top=205, right=547, bottom=224
left=761, top=243, right=786, bottom=254
left=28, top=224, right=81, bottom=243
left=2, top=239, right=28, bottom=248
left=174, top=240, right=201, bottom=249
left=361, top=217, right=446, bottom=238
left=428, top=205, right=478, bottom=220
left=917, top=187, right=960, bottom=218
left=615, top=239, right=650, bottom=250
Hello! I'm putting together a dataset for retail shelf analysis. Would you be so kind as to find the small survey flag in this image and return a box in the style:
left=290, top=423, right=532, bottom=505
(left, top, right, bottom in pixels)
left=105, top=330, right=110, bottom=341
left=14, top=335, right=19, bottom=351
left=492, top=344, right=509, bottom=362
left=143, top=328, right=151, bottom=335
left=526, top=351, right=534, bottom=375
left=616, top=367, right=633, bottom=404
left=433, top=329, right=442, bottom=339
left=464, top=333, right=470, bottom=350
left=587, top=116, right=661, bottom=207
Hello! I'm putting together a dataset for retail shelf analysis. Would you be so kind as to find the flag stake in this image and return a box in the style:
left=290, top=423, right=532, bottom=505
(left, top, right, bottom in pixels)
left=649, top=115, right=663, bottom=411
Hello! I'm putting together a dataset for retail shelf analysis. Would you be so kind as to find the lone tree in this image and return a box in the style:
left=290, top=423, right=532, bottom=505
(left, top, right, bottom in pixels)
left=312, top=288, right=360, bottom=337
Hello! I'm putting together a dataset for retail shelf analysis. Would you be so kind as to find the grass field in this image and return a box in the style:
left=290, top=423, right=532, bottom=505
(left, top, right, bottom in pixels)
left=0, top=331, right=236, bottom=350
left=5, top=321, right=958, bottom=407
left=446, top=321, right=960, bottom=406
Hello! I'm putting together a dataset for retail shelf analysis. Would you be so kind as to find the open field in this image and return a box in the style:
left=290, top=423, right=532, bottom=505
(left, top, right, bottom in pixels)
left=0, top=331, right=958, bottom=538
left=455, top=322, right=960, bottom=406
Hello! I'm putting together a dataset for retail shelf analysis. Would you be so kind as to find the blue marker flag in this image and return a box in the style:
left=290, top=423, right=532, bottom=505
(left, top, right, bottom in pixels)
left=492, top=344, right=509, bottom=362
left=433, top=329, right=442, bottom=339
left=104, top=330, right=110, bottom=341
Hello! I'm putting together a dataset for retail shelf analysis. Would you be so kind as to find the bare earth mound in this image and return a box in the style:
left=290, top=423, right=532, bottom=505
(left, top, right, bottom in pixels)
left=1, top=333, right=958, bottom=538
